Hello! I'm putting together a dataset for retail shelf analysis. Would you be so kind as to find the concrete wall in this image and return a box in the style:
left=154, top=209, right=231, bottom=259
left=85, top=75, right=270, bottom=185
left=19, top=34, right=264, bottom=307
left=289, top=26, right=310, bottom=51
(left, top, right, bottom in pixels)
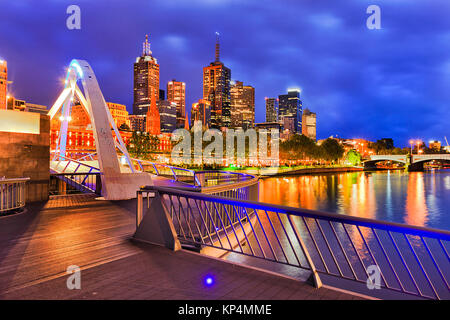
left=0, top=111, right=50, bottom=202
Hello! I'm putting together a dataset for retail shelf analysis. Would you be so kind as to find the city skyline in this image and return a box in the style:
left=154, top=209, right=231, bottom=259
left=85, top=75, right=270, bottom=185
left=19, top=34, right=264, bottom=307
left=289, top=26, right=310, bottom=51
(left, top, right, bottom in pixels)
left=0, top=1, right=449, bottom=146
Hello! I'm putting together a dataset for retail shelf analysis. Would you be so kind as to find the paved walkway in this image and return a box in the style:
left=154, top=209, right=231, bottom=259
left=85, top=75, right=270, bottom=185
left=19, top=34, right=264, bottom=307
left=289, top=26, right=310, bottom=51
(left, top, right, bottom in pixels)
left=0, top=195, right=362, bottom=300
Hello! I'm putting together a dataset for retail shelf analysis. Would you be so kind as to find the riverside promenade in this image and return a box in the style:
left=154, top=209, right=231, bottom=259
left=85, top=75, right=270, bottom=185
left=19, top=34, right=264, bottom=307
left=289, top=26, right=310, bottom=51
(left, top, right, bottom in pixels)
left=0, top=194, right=362, bottom=300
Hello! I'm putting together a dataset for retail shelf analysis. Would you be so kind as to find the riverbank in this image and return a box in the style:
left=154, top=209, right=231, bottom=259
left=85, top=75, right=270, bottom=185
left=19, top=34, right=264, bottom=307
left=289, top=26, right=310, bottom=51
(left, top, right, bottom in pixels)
left=265, top=166, right=364, bottom=177
left=221, top=166, right=365, bottom=177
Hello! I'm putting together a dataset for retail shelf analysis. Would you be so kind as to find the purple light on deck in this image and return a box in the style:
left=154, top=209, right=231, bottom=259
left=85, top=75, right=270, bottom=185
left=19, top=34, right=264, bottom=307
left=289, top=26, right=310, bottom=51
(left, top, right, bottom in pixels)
left=204, top=275, right=215, bottom=287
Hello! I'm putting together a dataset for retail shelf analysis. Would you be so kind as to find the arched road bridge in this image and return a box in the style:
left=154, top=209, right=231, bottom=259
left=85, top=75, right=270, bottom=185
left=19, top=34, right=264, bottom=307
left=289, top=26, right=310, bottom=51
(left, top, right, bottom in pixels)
left=363, top=154, right=450, bottom=171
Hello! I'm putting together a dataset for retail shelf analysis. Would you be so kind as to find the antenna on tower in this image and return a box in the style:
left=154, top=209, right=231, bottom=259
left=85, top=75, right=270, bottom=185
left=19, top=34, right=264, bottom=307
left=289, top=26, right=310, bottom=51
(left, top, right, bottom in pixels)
left=143, top=34, right=152, bottom=56
left=215, top=32, right=220, bottom=62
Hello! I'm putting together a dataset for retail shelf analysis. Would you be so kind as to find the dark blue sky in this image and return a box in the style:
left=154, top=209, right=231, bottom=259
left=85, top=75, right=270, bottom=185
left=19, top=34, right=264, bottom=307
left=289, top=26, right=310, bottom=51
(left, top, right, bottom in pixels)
left=1, top=0, right=449, bottom=146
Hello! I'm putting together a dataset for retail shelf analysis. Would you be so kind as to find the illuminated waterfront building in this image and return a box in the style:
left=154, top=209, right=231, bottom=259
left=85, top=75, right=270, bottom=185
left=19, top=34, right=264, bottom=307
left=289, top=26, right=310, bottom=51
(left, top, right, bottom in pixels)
left=265, top=97, right=278, bottom=123
left=190, top=99, right=211, bottom=128
left=0, top=59, right=7, bottom=110
left=49, top=107, right=132, bottom=157
left=157, top=100, right=177, bottom=133
left=133, top=35, right=160, bottom=115
left=129, top=114, right=146, bottom=132
left=6, top=97, right=26, bottom=111
left=242, top=84, right=255, bottom=129
left=25, top=103, right=48, bottom=115
left=5, top=95, right=47, bottom=114
left=302, top=108, right=316, bottom=141
left=106, top=102, right=131, bottom=129
left=203, top=33, right=231, bottom=128
left=429, top=140, right=441, bottom=151
left=230, top=80, right=255, bottom=129
left=167, top=79, right=186, bottom=128
left=69, top=102, right=130, bottom=129
left=278, top=89, right=302, bottom=133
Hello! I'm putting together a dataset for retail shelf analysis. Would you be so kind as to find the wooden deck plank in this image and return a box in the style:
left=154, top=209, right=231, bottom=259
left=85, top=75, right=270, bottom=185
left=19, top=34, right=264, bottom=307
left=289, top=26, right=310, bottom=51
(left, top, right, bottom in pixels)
left=0, top=195, right=361, bottom=300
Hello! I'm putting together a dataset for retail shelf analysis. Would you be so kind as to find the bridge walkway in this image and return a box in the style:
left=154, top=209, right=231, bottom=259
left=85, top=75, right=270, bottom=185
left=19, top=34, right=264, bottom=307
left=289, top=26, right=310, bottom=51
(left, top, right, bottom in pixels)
left=0, top=195, right=362, bottom=300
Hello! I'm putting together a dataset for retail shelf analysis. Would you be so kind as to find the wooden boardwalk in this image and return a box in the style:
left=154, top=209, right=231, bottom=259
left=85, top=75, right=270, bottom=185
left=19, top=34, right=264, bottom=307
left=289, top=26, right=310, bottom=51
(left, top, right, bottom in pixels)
left=0, top=195, right=362, bottom=300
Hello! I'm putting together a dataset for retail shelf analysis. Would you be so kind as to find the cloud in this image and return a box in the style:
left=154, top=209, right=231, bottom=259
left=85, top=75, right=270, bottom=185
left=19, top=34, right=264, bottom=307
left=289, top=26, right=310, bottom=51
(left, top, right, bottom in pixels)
left=0, top=0, right=448, bottom=146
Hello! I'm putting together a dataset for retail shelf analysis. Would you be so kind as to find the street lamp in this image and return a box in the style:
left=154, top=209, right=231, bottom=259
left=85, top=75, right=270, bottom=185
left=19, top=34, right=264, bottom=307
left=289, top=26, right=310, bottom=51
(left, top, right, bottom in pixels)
left=416, top=140, right=422, bottom=154
left=409, top=140, right=415, bottom=154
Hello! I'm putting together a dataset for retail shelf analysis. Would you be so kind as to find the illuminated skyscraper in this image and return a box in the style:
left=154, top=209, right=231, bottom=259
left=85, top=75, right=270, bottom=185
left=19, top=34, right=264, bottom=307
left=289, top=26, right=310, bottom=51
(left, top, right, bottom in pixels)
left=242, top=84, right=255, bottom=129
left=203, top=33, right=231, bottom=128
left=230, top=81, right=255, bottom=129
left=302, top=108, right=316, bottom=141
left=133, top=35, right=160, bottom=115
left=0, top=60, right=7, bottom=110
left=191, top=99, right=211, bottom=129
left=265, top=97, right=278, bottom=123
left=278, top=89, right=302, bottom=133
left=167, top=79, right=186, bottom=128
left=157, top=100, right=177, bottom=133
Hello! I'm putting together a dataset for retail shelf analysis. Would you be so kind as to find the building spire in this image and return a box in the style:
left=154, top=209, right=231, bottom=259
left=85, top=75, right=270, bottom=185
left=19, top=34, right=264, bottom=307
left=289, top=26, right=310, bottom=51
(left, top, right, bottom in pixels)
left=184, top=110, right=189, bottom=130
left=143, top=34, right=152, bottom=56
left=215, top=32, right=220, bottom=62
left=146, top=90, right=160, bottom=135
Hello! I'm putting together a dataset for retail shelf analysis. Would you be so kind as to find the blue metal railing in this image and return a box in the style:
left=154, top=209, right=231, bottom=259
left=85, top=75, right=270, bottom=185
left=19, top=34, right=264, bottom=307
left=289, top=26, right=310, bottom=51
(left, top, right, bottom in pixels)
left=50, top=154, right=101, bottom=195
left=131, top=158, right=255, bottom=188
left=50, top=153, right=257, bottom=194
left=137, top=185, right=450, bottom=300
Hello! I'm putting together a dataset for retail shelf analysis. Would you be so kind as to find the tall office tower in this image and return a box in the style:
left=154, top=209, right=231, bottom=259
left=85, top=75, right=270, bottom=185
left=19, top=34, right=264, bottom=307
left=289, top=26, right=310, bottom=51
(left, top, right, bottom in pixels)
left=157, top=100, right=177, bottom=133
left=278, top=89, right=302, bottom=133
left=191, top=99, right=211, bottom=128
left=0, top=59, right=7, bottom=110
left=133, top=35, right=160, bottom=115
left=230, top=81, right=255, bottom=129
left=202, top=33, right=231, bottom=128
left=146, top=93, right=160, bottom=135
left=230, top=81, right=243, bottom=128
left=167, top=79, right=186, bottom=128
left=242, top=84, right=255, bottom=129
left=265, top=97, right=278, bottom=123
left=302, top=108, right=317, bottom=141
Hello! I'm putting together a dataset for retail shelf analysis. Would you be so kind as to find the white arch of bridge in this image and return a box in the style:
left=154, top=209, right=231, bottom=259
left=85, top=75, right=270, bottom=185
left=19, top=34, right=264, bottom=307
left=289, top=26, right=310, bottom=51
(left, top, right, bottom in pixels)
left=47, top=59, right=152, bottom=200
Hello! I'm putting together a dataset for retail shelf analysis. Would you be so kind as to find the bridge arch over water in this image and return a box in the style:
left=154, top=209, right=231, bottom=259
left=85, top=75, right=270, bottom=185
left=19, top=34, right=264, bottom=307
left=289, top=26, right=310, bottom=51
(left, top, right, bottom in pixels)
left=363, top=154, right=450, bottom=171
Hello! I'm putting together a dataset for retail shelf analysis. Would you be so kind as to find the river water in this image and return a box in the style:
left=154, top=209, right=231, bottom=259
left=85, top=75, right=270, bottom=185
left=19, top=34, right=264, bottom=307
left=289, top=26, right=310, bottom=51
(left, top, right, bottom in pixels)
left=258, top=169, right=450, bottom=231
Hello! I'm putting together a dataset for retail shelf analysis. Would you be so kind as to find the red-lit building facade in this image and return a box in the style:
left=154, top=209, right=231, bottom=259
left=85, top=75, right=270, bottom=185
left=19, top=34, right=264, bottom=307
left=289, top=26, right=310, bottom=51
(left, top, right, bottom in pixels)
left=50, top=103, right=132, bottom=158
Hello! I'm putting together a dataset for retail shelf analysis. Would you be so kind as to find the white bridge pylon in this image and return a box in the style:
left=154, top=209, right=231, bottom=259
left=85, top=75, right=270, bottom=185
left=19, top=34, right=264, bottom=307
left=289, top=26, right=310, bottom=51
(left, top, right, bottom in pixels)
left=48, top=59, right=152, bottom=200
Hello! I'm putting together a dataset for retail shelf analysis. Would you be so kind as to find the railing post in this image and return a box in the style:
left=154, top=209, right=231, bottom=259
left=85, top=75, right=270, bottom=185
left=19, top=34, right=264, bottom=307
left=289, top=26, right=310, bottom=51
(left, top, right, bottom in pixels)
left=95, top=174, right=102, bottom=195
left=170, top=167, right=178, bottom=181
left=136, top=190, right=144, bottom=228
left=287, top=215, right=323, bottom=288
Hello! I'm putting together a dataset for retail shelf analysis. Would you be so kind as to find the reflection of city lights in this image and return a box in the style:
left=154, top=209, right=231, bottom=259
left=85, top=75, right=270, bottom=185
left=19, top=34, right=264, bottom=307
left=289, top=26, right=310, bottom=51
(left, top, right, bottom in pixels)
left=59, top=116, right=64, bottom=121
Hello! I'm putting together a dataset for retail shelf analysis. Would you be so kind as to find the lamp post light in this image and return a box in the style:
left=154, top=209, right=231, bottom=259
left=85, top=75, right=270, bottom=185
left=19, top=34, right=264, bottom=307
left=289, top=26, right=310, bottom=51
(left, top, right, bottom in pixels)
left=416, top=140, right=422, bottom=154
left=409, top=140, right=414, bottom=154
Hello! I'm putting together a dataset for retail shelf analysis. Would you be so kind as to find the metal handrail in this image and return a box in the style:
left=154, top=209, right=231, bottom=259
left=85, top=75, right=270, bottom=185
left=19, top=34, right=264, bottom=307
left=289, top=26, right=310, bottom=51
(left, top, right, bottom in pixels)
left=130, top=157, right=255, bottom=188
left=50, top=172, right=101, bottom=195
left=50, top=154, right=100, bottom=173
left=0, top=177, right=30, bottom=212
left=138, top=185, right=450, bottom=300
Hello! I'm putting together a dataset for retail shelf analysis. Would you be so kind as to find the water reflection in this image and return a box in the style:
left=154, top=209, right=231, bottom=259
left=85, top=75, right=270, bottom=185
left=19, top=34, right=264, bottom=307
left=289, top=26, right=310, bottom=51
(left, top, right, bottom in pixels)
left=405, top=173, right=428, bottom=227
left=259, top=170, right=450, bottom=230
